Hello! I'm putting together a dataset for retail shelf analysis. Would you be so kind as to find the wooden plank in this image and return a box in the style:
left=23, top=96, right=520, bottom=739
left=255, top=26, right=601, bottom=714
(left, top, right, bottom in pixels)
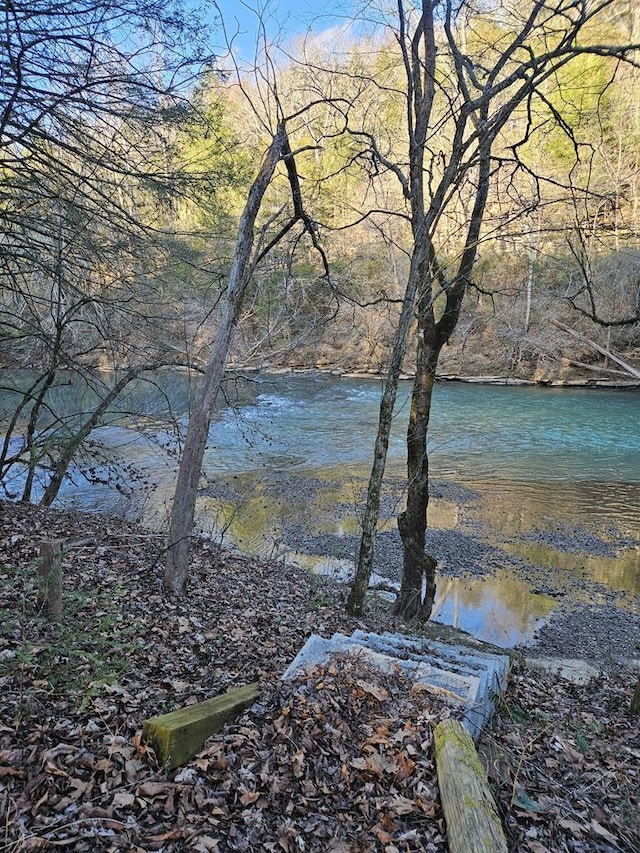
left=143, top=682, right=260, bottom=769
left=434, top=718, right=508, bottom=853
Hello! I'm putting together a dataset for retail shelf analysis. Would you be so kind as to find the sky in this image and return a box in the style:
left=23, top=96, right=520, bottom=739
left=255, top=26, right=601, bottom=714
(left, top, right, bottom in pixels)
left=209, top=0, right=362, bottom=62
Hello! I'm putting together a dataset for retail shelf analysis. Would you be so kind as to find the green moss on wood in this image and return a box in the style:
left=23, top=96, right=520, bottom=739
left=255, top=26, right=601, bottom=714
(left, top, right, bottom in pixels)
left=143, top=682, right=260, bottom=769
left=435, top=719, right=508, bottom=853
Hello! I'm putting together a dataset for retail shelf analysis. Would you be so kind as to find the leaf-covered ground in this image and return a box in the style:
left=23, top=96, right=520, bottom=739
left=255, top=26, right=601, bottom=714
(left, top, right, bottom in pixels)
left=1, top=500, right=638, bottom=852
left=481, top=667, right=639, bottom=853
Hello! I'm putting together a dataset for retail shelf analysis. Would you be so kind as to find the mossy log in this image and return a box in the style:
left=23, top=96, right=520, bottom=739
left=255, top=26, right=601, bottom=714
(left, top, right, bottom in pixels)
left=434, top=718, right=508, bottom=853
left=143, top=682, right=260, bottom=769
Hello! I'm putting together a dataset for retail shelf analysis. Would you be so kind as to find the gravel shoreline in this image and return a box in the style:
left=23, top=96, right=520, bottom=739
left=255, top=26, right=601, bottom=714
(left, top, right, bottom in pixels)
left=231, top=472, right=640, bottom=668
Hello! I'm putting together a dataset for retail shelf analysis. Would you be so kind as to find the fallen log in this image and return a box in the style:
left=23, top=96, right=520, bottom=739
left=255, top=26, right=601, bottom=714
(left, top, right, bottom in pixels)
left=551, top=320, right=640, bottom=380
left=434, top=718, right=508, bottom=853
left=143, top=682, right=260, bottom=769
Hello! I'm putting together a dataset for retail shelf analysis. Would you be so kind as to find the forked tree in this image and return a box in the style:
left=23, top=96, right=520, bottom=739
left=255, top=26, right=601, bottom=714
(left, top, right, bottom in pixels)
left=347, top=0, right=640, bottom=618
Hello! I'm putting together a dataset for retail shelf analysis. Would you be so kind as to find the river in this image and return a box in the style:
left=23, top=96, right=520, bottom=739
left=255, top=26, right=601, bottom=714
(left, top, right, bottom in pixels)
left=2, top=371, right=639, bottom=646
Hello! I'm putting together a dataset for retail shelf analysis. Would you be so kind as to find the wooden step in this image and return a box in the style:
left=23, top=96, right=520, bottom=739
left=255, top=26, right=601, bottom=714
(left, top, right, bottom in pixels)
left=143, top=682, right=260, bottom=769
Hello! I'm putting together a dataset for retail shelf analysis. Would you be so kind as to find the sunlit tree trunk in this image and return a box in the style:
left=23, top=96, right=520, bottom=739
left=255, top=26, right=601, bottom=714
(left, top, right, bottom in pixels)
left=164, top=124, right=288, bottom=595
left=346, top=288, right=417, bottom=616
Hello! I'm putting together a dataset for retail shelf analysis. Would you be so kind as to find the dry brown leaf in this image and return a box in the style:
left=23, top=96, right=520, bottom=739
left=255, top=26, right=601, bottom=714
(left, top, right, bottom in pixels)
left=525, top=841, right=552, bottom=853
left=239, top=790, right=261, bottom=805
left=68, top=778, right=92, bottom=799
left=372, top=822, right=394, bottom=844
left=393, top=751, right=416, bottom=781
left=558, top=818, right=584, bottom=835
left=589, top=819, right=618, bottom=843
left=144, top=826, right=185, bottom=843
left=0, top=764, right=24, bottom=778
left=388, top=794, right=418, bottom=816
left=356, top=679, right=389, bottom=701
left=112, top=790, right=136, bottom=808
left=137, top=780, right=173, bottom=798
left=192, top=835, right=221, bottom=852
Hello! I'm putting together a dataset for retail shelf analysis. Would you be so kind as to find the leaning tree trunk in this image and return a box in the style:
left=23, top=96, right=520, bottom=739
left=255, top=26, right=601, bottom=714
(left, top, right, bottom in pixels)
left=164, top=298, right=239, bottom=595
left=346, top=234, right=435, bottom=615
left=393, top=312, right=440, bottom=620
left=346, top=285, right=419, bottom=615
left=163, top=124, right=288, bottom=596
left=40, top=366, right=166, bottom=507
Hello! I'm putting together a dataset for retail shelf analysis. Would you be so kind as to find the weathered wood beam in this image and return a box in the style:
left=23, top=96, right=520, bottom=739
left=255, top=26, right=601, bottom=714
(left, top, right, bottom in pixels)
left=143, top=683, right=260, bottom=769
left=434, top=718, right=508, bottom=853
left=37, top=539, right=63, bottom=619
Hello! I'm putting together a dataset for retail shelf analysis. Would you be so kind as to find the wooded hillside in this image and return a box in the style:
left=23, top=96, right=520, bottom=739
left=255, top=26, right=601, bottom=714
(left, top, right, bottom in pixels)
left=1, top=2, right=639, bottom=386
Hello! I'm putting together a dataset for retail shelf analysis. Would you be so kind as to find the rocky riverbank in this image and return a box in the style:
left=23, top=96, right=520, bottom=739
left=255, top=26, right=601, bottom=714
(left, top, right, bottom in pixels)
left=233, top=362, right=640, bottom=389
left=273, top=475, right=640, bottom=668
left=233, top=306, right=640, bottom=389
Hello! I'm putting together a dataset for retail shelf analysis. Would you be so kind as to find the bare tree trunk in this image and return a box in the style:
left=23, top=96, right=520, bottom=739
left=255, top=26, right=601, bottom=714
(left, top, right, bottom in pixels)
left=164, top=299, right=238, bottom=595
left=346, top=255, right=424, bottom=616
left=394, top=320, right=439, bottom=620
left=346, top=359, right=404, bottom=616
left=21, top=366, right=57, bottom=503
left=525, top=227, right=537, bottom=333
left=163, top=124, right=288, bottom=596
left=347, top=0, right=438, bottom=617
left=41, top=366, right=168, bottom=507
left=393, top=141, right=491, bottom=622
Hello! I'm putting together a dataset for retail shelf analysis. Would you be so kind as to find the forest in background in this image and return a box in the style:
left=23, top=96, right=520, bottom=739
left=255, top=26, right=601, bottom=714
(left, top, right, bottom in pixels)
left=2, top=1, right=640, bottom=388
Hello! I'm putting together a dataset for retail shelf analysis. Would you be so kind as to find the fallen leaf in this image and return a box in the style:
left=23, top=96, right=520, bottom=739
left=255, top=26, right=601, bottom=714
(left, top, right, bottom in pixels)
left=112, top=791, right=136, bottom=808
left=525, top=841, right=552, bottom=853
left=372, top=823, right=394, bottom=844
left=388, top=794, right=417, bottom=816
left=558, top=818, right=584, bottom=835
left=137, top=781, right=173, bottom=798
left=356, top=680, right=389, bottom=701
left=192, top=835, right=220, bottom=852
left=239, top=790, right=261, bottom=805
left=589, top=819, right=618, bottom=844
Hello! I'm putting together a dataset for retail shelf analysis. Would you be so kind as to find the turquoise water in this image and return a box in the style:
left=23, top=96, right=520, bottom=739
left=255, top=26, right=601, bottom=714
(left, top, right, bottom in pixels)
left=1, top=370, right=639, bottom=504
left=2, top=370, right=638, bottom=645
left=204, top=374, right=640, bottom=483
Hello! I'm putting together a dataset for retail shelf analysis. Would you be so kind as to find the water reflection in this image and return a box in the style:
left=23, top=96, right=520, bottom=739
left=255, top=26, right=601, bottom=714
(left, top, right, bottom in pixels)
left=3, top=371, right=638, bottom=646
left=189, top=468, right=638, bottom=647
left=504, top=541, right=640, bottom=598
left=471, top=480, right=640, bottom=538
left=430, top=573, right=557, bottom=647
